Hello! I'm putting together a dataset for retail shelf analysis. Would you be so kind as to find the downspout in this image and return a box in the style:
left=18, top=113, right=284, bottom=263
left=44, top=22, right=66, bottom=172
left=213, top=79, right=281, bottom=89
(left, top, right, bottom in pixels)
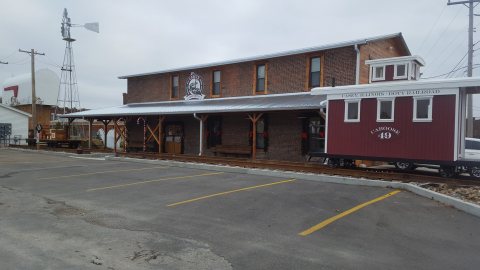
left=193, top=113, right=203, bottom=156
left=354, top=44, right=361, bottom=85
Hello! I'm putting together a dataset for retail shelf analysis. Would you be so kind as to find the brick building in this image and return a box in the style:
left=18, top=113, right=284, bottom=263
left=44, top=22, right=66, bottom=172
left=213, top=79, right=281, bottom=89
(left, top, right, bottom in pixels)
left=68, top=33, right=410, bottom=161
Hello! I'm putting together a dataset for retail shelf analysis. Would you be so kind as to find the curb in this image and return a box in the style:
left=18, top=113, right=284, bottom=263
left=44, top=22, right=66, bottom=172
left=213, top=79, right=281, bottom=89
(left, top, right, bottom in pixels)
left=106, top=156, right=480, bottom=219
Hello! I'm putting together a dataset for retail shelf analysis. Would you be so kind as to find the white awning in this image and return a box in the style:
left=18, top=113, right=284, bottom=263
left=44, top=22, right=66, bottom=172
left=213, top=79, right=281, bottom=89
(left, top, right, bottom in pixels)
left=64, top=92, right=325, bottom=118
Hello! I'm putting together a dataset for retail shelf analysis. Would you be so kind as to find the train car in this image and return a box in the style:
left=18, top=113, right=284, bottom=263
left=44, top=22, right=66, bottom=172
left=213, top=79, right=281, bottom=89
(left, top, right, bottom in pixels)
left=310, top=56, right=480, bottom=178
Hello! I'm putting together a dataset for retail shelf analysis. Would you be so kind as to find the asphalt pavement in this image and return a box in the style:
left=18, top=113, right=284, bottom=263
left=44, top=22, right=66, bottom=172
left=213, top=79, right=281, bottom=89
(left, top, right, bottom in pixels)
left=1, top=149, right=479, bottom=269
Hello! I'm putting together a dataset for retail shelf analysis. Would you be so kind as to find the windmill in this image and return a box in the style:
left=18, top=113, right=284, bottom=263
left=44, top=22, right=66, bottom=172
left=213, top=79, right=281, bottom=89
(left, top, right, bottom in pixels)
left=55, top=8, right=99, bottom=118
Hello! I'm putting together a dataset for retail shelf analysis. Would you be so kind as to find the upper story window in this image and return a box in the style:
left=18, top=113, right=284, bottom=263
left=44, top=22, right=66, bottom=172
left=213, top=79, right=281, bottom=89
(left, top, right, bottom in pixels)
left=309, top=57, right=321, bottom=87
left=171, top=75, right=179, bottom=99
left=344, top=100, right=361, bottom=122
left=372, top=65, right=385, bottom=81
left=212, top=70, right=221, bottom=97
left=413, top=96, right=433, bottom=122
left=394, top=63, right=408, bottom=79
left=256, top=64, right=266, bottom=93
left=377, top=98, right=395, bottom=122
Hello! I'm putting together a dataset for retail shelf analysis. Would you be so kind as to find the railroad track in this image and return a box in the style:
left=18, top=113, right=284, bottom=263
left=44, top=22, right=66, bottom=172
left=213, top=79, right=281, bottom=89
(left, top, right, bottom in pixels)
left=120, top=152, right=480, bottom=187
left=9, top=145, right=479, bottom=187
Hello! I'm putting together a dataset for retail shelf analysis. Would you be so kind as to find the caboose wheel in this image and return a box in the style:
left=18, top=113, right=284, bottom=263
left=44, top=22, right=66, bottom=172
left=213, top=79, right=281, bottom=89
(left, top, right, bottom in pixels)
left=469, top=166, right=480, bottom=178
left=439, top=166, right=456, bottom=178
left=394, top=161, right=414, bottom=171
left=328, top=158, right=340, bottom=168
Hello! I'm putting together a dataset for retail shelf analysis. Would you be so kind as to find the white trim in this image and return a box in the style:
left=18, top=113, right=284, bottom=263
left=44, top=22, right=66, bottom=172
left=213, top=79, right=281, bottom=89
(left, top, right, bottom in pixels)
left=325, top=103, right=329, bottom=153
left=0, top=103, right=32, bottom=117
left=413, top=96, right=433, bottom=122
left=371, top=65, right=385, bottom=82
left=344, top=99, right=361, bottom=123
left=376, top=98, right=395, bottom=122
left=454, top=91, right=460, bottom=161
left=311, top=77, right=480, bottom=98
left=393, top=63, right=408, bottom=80
left=365, top=55, right=426, bottom=67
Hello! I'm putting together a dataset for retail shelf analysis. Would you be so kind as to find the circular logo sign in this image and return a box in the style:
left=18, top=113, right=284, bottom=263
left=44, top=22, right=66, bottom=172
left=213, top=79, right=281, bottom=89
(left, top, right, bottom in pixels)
left=184, top=72, right=205, bottom=101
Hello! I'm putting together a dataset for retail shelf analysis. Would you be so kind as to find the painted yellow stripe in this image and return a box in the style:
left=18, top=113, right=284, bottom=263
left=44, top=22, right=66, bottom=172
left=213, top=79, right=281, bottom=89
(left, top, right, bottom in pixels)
left=39, top=166, right=166, bottom=180
left=167, top=179, right=296, bottom=207
left=87, top=172, right=224, bottom=192
left=299, top=190, right=401, bottom=236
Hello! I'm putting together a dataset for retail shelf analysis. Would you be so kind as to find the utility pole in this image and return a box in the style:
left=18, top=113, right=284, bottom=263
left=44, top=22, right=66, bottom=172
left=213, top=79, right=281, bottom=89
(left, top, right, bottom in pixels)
left=448, top=0, right=480, bottom=137
left=19, top=49, right=45, bottom=147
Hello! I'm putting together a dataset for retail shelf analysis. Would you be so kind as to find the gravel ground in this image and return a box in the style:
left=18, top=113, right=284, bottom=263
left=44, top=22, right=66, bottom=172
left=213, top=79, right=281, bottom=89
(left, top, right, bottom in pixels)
left=417, top=183, right=480, bottom=205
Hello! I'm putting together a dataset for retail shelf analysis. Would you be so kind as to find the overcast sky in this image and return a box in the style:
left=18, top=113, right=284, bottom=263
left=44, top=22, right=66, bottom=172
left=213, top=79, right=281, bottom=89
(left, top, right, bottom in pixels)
left=0, top=0, right=478, bottom=110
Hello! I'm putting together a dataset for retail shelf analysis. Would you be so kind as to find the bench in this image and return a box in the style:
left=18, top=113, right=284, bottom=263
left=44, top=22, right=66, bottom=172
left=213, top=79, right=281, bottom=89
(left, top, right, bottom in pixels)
left=211, top=145, right=251, bottom=157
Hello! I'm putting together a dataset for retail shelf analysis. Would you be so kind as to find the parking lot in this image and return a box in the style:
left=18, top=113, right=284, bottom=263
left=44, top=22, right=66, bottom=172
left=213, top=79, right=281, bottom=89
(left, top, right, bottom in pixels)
left=1, top=149, right=480, bottom=269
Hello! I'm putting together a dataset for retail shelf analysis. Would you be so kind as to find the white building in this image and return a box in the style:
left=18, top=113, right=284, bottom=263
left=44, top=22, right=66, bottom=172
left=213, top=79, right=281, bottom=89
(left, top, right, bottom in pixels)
left=0, top=103, right=31, bottom=145
left=2, top=68, right=59, bottom=106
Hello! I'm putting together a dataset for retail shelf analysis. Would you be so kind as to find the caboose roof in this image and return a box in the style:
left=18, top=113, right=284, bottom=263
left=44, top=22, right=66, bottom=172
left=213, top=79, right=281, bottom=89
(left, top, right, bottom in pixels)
left=311, top=77, right=480, bottom=99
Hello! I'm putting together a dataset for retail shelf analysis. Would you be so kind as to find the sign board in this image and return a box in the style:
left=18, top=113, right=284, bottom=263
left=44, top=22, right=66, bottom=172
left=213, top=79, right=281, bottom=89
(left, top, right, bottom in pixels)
left=184, top=72, right=205, bottom=101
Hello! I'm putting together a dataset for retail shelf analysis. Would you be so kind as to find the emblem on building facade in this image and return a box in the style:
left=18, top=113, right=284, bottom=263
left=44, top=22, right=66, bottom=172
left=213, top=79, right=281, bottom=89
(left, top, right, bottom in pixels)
left=184, top=72, right=205, bottom=101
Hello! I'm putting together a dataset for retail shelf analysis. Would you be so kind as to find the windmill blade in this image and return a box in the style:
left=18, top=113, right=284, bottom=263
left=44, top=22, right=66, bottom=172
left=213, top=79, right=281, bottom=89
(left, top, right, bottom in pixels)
left=84, top=22, right=99, bottom=33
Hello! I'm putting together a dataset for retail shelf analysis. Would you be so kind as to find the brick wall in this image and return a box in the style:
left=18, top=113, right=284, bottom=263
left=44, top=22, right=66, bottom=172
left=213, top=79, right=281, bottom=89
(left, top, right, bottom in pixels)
left=359, top=37, right=409, bottom=85
left=264, top=112, right=304, bottom=161
left=123, top=41, right=399, bottom=104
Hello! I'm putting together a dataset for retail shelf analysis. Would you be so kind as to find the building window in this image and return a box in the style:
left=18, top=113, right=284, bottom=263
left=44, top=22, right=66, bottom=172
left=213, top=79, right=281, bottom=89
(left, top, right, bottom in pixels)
left=207, top=116, right=222, bottom=148
left=372, top=66, right=385, bottom=81
left=256, top=64, right=266, bottom=92
left=377, top=98, right=395, bottom=122
left=344, top=100, right=361, bottom=122
left=212, top=70, right=221, bottom=96
left=413, top=96, right=433, bottom=122
left=171, top=75, right=179, bottom=99
left=394, top=64, right=407, bottom=79
left=309, top=57, right=321, bottom=87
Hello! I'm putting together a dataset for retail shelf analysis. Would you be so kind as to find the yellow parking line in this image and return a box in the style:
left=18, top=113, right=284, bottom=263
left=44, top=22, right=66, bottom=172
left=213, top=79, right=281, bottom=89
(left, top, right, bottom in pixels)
left=38, top=166, right=166, bottom=180
left=167, top=179, right=296, bottom=207
left=299, top=190, right=401, bottom=236
left=86, top=172, right=224, bottom=192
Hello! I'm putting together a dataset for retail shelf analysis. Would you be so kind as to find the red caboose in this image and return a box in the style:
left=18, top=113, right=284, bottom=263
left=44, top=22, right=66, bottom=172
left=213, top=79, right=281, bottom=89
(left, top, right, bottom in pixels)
left=311, top=56, right=480, bottom=177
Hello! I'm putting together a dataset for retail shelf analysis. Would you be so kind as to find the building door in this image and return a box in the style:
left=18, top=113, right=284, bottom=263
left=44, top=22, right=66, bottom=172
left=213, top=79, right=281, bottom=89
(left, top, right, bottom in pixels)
left=308, top=117, right=325, bottom=153
left=165, top=124, right=183, bottom=154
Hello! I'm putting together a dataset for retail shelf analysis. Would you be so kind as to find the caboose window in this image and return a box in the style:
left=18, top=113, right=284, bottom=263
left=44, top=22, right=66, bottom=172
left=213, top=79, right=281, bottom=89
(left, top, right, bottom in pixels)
left=394, top=64, right=407, bottom=79
left=377, top=98, right=394, bottom=122
left=344, top=100, right=360, bottom=122
left=413, top=96, right=433, bottom=122
left=372, top=66, right=385, bottom=81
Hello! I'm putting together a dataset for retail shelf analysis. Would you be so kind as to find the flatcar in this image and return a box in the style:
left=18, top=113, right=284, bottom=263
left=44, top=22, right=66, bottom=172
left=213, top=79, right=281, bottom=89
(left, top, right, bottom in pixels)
left=310, top=56, right=480, bottom=178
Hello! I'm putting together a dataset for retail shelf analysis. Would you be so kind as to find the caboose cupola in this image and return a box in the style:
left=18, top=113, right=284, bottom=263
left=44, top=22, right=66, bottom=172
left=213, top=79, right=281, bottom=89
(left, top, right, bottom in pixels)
left=365, top=55, right=425, bottom=83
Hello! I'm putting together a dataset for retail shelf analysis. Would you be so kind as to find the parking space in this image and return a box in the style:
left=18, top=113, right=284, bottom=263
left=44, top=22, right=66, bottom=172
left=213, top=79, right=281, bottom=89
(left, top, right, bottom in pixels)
left=1, top=149, right=480, bottom=269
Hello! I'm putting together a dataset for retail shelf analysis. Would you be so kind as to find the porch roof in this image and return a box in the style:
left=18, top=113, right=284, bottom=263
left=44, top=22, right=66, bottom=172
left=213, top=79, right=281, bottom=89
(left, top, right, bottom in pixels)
left=64, top=92, right=325, bottom=118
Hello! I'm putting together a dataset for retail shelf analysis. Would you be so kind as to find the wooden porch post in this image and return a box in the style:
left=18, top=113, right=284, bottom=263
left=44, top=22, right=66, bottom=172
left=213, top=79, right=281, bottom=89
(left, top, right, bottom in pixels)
left=159, top=116, right=165, bottom=155
left=248, top=113, right=263, bottom=160
left=102, top=120, right=110, bottom=150
left=88, top=118, right=94, bottom=149
left=113, top=118, right=117, bottom=154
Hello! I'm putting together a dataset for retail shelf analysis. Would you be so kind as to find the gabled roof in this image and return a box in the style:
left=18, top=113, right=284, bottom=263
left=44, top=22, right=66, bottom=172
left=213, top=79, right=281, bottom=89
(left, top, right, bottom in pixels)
left=64, top=92, right=325, bottom=118
left=119, top=32, right=410, bottom=79
left=0, top=103, right=32, bottom=117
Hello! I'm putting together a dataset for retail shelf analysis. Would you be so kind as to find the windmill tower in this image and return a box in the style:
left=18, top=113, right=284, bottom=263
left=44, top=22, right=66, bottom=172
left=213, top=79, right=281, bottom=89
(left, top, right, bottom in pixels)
left=55, top=8, right=99, bottom=118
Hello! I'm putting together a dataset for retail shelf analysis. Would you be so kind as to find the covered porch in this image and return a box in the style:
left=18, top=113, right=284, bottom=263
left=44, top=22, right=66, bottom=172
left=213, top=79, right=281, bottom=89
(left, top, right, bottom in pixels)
left=65, top=93, right=326, bottom=161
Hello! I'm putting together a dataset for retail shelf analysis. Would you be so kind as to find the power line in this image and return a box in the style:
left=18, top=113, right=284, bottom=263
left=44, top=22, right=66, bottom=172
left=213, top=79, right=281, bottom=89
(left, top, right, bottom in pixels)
left=422, top=63, right=480, bottom=79
left=423, top=7, right=462, bottom=59
left=417, top=4, right=448, bottom=53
